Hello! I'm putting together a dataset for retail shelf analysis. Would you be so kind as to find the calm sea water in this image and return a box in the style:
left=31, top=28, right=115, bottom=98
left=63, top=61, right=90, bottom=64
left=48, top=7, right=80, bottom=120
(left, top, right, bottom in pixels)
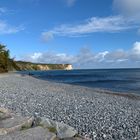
left=19, top=69, right=140, bottom=94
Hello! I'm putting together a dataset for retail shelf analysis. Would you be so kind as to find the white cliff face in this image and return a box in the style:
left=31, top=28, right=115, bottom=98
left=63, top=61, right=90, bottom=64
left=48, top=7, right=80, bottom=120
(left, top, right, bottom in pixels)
left=65, top=65, right=73, bottom=70
left=37, top=64, right=73, bottom=70
left=37, top=65, right=49, bottom=70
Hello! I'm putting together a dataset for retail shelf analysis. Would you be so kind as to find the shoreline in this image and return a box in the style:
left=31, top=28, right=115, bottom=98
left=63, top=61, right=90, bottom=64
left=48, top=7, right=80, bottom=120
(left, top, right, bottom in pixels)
left=2, top=72, right=140, bottom=100
left=0, top=73, right=140, bottom=139
left=4, top=70, right=140, bottom=100
left=21, top=72, right=140, bottom=100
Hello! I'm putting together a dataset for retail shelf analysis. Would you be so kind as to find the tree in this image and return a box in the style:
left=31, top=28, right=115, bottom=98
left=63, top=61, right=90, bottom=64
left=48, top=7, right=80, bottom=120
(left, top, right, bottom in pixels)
left=0, top=44, right=10, bottom=72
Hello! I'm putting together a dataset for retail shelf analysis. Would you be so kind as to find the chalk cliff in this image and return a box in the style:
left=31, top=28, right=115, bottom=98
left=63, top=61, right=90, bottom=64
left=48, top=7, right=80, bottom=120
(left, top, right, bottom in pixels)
left=10, top=61, right=73, bottom=71
left=64, top=64, right=73, bottom=70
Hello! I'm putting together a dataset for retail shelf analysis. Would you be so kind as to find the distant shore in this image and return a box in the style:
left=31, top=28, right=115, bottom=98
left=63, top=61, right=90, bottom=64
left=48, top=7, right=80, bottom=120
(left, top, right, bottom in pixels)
left=0, top=73, right=140, bottom=139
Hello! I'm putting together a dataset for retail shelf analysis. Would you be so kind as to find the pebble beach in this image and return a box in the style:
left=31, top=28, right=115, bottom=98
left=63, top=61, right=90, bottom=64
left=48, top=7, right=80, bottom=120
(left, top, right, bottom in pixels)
left=0, top=73, right=140, bottom=140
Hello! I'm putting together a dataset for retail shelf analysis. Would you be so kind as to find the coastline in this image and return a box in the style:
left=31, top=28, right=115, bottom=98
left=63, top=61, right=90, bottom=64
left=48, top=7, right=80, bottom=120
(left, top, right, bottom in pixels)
left=1, top=72, right=140, bottom=100
left=0, top=73, right=140, bottom=139
left=24, top=72, right=140, bottom=100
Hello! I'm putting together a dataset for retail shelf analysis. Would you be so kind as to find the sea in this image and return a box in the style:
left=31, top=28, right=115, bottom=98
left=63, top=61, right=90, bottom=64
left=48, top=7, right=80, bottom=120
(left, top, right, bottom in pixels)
left=19, top=68, right=140, bottom=94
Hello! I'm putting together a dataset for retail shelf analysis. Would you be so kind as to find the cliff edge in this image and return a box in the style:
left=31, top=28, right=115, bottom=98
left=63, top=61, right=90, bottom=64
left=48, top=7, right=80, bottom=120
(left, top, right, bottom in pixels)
left=8, top=61, right=73, bottom=71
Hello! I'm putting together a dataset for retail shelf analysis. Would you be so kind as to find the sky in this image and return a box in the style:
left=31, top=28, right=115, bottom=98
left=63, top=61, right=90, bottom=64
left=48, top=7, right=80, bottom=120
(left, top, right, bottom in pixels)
left=0, top=0, right=140, bottom=69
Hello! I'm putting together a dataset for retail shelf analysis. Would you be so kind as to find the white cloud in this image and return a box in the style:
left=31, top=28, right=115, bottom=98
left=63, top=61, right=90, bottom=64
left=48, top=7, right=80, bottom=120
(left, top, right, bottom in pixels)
left=105, top=49, right=127, bottom=61
left=53, top=16, right=130, bottom=34
left=24, top=52, right=75, bottom=64
left=30, top=52, right=42, bottom=60
left=132, top=42, right=140, bottom=54
left=113, top=0, right=140, bottom=17
left=41, top=15, right=138, bottom=41
left=41, top=0, right=140, bottom=41
left=95, top=51, right=109, bottom=62
left=41, top=32, right=54, bottom=42
left=22, top=42, right=140, bottom=68
left=0, top=7, right=24, bottom=34
left=0, top=7, right=7, bottom=14
left=130, top=42, right=140, bottom=60
left=18, top=0, right=40, bottom=4
left=39, top=0, right=140, bottom=42
left=137, top=28, right=140, bottom=35
left=65, top=0, right=77, bottom=7
left=0, top=21, right=24, bottom=34
left=19, top=0, right=75, bottom=6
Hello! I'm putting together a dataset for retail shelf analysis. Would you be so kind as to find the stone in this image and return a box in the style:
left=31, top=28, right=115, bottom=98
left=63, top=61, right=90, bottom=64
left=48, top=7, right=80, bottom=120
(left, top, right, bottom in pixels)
left=56, top=122, right=78, bottom=139
left=0, top=108, right=79, bottom=140
left=0, top=108, right=11, bottom=120
left=39, top=118, right=78, bottom=139
left=62, top=137, right=85, bottom=140
left=0, top=126, right=56, bottom=140
left=0, top=116, right=34, bottom=135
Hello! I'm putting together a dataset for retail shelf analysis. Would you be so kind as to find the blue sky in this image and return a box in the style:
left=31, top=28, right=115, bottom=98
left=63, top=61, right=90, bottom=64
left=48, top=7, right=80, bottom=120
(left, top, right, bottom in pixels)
left=0, top=0, right=140, bottom=68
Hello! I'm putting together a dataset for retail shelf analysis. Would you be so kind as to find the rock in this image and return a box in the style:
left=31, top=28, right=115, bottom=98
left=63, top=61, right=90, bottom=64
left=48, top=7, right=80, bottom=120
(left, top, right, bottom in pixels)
left=0, top=108, right=80, bottom=140
left=39, top=118, right=78, bottom=139
left=0, top=126, right=56, bottom=140
left=0, top=108, right=11, bottom=120
left=62, top=137, right=85, bottom=140
left=0, top=115, right=34, bottom=135
left=56, top=122, right=78, bottom=139
left=45, top=130, right=56, bottom=140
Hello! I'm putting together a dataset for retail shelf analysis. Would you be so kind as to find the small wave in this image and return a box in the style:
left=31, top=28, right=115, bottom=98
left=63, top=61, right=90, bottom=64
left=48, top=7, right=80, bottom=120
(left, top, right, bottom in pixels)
left=68, top=79, right=133, bottom=84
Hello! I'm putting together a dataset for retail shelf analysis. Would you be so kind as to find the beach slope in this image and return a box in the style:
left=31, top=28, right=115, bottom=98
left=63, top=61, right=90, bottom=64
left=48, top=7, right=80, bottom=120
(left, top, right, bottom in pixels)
left=0, top=73, right=140, bottom=139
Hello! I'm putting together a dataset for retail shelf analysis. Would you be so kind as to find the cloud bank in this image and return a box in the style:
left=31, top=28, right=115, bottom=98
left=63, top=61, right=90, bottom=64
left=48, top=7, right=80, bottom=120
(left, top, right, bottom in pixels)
left=22, top=42, right=140, bottom=69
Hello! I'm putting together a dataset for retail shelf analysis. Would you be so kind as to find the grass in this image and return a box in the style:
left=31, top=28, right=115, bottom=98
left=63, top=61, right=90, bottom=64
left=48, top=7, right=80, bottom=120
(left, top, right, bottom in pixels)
left=47, top=126, right=57, bottom=133
left=21, top=125, right=32, bottom=131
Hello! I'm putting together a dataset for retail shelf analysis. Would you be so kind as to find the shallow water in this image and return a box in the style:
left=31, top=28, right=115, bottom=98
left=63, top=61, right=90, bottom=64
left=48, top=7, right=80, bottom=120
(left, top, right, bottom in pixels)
left=19, top=68, right=140, bottom=94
